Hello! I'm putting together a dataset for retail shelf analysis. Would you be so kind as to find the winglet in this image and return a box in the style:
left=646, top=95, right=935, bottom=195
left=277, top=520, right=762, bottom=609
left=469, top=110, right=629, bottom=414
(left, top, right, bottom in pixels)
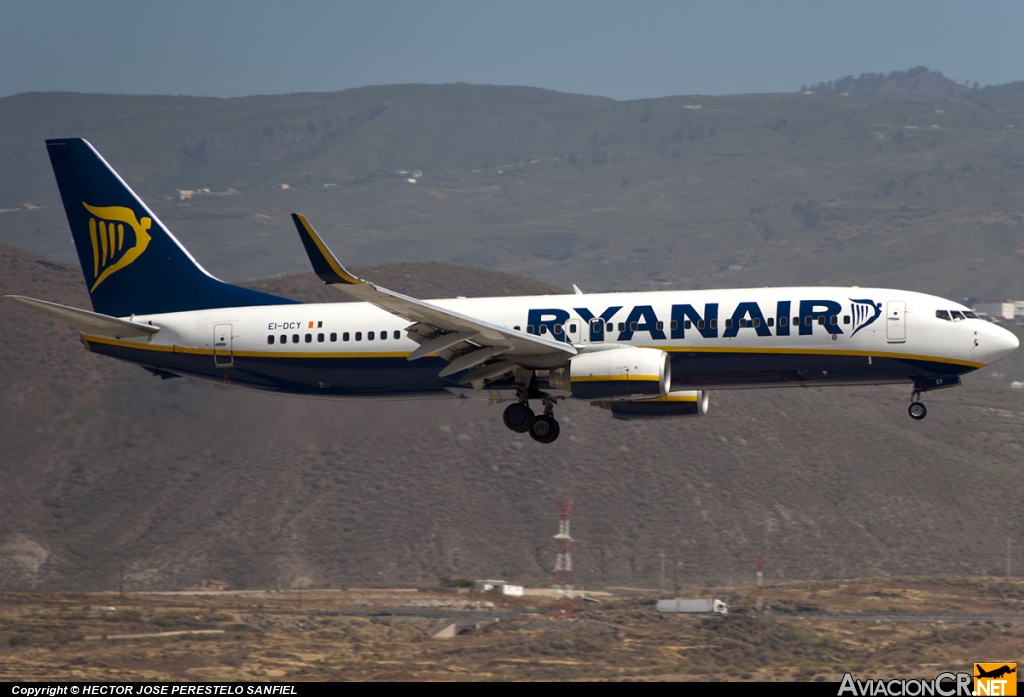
left=291, top=213, right=362, bottom=285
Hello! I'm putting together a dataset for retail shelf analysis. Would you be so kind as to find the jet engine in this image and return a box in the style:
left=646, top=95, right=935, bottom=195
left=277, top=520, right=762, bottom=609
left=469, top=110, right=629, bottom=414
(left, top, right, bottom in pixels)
left=593, top=390, right=709, bottom=420
left=550, top=347, right=670, bottom=400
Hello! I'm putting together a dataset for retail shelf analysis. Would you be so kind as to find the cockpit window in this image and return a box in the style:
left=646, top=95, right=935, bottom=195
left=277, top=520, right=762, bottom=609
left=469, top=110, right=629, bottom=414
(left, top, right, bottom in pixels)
left=950, top=310, right=965, bottom=321
left=935, top=310, right=951, bottom=321
left=963, top=311, right=979, bottom=319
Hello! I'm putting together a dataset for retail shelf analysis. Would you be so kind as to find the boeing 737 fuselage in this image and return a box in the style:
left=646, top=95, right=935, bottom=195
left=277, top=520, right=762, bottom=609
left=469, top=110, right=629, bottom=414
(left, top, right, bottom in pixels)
left=7, top=139, right=1018, bottom=444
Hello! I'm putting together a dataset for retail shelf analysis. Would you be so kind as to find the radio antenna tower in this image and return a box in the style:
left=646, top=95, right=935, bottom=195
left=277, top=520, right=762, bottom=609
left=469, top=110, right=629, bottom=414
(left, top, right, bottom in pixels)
left=552, top=499, right=574, bottom=618
left=755, top=554, right=764, bottom=618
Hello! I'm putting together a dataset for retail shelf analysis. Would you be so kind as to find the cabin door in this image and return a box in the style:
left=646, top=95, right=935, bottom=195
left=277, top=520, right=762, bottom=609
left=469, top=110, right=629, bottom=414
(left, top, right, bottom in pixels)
left=886, top=301, right=906, bottom=343
left=214, top=323, right=233, bottom=367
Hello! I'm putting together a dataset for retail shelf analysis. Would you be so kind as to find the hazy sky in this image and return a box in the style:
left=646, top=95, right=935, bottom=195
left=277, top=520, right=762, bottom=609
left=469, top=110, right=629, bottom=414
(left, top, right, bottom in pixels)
left=3, top=0, right=1021, bottom=101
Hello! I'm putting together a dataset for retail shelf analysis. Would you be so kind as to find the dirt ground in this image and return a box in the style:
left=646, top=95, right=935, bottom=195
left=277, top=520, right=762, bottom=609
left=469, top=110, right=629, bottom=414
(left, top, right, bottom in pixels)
left=1, top=578, right=1022, bottom=681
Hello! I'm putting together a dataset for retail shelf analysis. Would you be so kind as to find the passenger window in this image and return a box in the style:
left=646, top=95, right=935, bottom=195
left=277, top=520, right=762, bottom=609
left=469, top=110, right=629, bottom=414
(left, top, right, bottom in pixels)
left=526, top=325, right=534, bottom=334
left=305, top=333, right=312, bottom=343
left=793, top=317, right=800, bottom=326
left=779, top=317, right=787, bottom=327
left=292, top=334, right=300, bottom=343
left=280, top=334, right=287, bottom=344
left=629, top=322, right=637, bottom=331
left=817, top=317, right=825, bottom=326
left=606, top=323, right=613, bottom=332
left=569, top=324, right=577, bottom=332
left=725, top=319, right=733, bottom=329
left=355, top=332, right=362, bottom=341
left=368, top=331, right=375, bottom=340
left=318, top=333, right=324, bottom=342
left=618, top=322, right=625, bottom=331
left=709, top=319, right=716, bottom=329
left=330, top=333, right=337, bottom=342
left=687, top=320, right=694, bottom=329
left=540, top=325, right=548, bottom=334
left=343, top=332, right=350, bottom=341
left=671, top=320, right=678, bottom=330
left=553, top=325, right=563, bottom=335
left=656, top=321, right=664, bottom=331
left=514, top=325, right=521, bottom=331
left=951, top=311, right=965, bottom=321
left=829, top=316, right=837, bottom=326
left=753, top=318, right=761, bottom=327
left=394, top=330, right=400, bottom=339
left=380, top=330, right=386, bottom=340
left=767, top=318, right=774, bottom=327
left=803, top=317, right=811, bottom=327
left=267, top=335, right=275, bottom=345
left=843, top=315, right=850, bottom=325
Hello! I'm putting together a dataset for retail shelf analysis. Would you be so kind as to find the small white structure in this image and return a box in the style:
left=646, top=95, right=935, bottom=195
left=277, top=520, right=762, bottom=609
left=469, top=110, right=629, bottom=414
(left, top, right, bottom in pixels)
left=474, top=579, right=524, bottom=597
left=1011, top=381, right=1023, bottom=389
left=656, top=598, right=728, bottom=615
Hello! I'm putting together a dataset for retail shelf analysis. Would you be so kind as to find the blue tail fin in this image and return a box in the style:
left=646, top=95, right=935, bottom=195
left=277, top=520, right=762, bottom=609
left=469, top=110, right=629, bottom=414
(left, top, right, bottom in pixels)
left=46, top=138, right=297, bottom=317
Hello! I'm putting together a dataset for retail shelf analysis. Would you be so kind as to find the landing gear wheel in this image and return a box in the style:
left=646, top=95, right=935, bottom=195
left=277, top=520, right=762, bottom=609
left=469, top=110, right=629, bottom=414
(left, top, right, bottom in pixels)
left=503, top=403, right=535, bottom=433
left=908, top=402, right=927, bottom=420
left=529, top=415, right=561, bottom=443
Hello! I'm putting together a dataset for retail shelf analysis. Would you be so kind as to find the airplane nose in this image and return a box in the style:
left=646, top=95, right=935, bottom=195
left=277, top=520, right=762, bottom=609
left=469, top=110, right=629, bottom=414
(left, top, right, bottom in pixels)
left=983, top=323, right=1019, bottom=364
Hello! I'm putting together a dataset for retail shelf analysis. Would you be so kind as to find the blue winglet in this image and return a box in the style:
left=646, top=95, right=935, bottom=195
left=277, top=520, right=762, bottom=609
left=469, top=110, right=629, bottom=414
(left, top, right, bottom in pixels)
left=291, top=213, right=362, bottom=285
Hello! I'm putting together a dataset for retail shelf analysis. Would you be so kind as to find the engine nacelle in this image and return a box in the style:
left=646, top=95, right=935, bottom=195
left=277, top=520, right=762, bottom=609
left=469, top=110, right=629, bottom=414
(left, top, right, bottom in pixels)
left=551, top=347, right=670, bottom=400
left=593, top=390, right=709, bottom=420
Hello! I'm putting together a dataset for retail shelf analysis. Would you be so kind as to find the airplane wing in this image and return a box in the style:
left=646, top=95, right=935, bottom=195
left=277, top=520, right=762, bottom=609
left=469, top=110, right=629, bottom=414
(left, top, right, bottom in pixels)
left=4, top=295, right=160, bottom=338
left=291, top=214, right=575, bottom=381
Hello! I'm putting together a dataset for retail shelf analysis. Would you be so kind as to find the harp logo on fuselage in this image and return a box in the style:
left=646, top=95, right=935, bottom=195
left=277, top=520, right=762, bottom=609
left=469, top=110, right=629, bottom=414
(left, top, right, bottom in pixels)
left=849, top=298, right=883, bottom=337
left=82, top=202, right=152, bottom=292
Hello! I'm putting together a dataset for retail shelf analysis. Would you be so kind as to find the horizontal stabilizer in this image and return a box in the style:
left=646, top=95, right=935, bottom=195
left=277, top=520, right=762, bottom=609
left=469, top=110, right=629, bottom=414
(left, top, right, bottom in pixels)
left=4, top=295, right=160, bottom=338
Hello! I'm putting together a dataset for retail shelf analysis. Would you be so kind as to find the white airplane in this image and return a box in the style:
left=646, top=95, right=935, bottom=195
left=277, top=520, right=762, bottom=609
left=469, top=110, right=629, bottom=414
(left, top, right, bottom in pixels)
left=7, top=138, right=1018, bottom=443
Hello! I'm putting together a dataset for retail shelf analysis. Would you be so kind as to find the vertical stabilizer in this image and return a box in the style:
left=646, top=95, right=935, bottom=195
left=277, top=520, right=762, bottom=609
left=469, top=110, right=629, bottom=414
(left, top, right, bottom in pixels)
left=45, top=138, right=296, bottom=316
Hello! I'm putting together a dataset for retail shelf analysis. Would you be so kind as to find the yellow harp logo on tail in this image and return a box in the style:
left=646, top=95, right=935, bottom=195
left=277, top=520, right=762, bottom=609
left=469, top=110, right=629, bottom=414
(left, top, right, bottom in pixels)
left=82, top=203, right=152, bottom=292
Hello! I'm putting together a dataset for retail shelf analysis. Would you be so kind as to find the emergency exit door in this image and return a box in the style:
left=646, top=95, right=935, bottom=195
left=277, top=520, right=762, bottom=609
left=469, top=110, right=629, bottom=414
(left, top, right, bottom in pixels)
left=886, top=301, right=905, bottom=343
left=214, top=324, right=233, bottom=367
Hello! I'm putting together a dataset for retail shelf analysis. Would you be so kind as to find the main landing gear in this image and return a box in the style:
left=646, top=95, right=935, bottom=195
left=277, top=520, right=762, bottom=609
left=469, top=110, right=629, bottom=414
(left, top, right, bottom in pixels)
left=503, top=396, right=561, bottom=443
left=908, top=392, right=927, bottom=420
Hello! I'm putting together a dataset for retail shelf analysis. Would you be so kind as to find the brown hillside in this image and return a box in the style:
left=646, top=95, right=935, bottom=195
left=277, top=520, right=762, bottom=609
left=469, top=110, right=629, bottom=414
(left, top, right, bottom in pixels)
left=1, top=244, right=1024, bottom=592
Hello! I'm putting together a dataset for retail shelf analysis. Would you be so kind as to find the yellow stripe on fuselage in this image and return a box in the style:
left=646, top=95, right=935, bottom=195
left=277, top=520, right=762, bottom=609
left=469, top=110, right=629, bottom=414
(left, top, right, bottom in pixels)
left=650, top=345, right=984, bottom=369
left=570, top=374, right=661, bottom=382
left=81, top=335, right=984, bottom=369
left=82, top=335, right=411, bottom=359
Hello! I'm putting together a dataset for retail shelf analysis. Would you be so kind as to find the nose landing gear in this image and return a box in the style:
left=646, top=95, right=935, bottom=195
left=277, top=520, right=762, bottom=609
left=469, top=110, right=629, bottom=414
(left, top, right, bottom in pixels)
left=908, top=390, right=927, bottom=420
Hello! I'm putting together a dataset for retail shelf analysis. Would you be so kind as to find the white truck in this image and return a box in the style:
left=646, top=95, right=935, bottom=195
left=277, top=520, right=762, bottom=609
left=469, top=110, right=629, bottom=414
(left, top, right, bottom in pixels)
left=656, top=598, right=728, bottom=615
